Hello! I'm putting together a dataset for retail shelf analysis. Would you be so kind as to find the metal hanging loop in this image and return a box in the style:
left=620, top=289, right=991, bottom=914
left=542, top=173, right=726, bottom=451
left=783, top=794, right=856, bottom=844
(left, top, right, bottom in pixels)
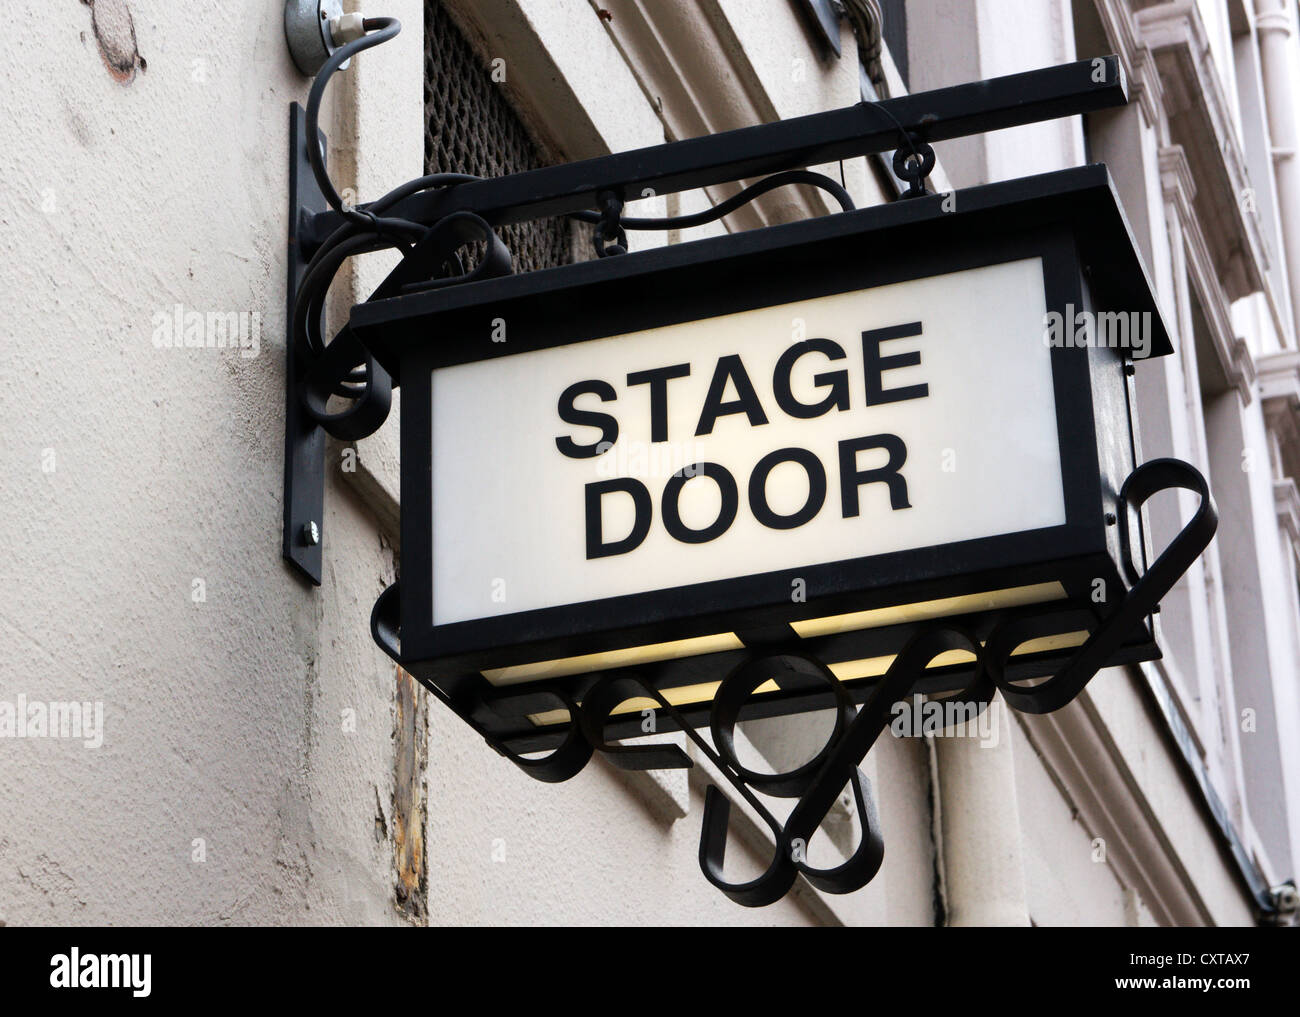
left=985, top=458, right=1218, bottom=715
left=397, top=210, right=514, bottom=294
left=699, top=652, right=862, bottom=906
left=891, top=132, right=935, bottom=197
left=370, top=582, right=402, bottom=663
left=593, top=190, right=629, bottom=257
left=778, top=627, right=986, bottom=896
left=491, top=689, right=595, bottom=784
left=709, top=653, right=855, bottom=799
left=301, top=329, right=393, bottom=440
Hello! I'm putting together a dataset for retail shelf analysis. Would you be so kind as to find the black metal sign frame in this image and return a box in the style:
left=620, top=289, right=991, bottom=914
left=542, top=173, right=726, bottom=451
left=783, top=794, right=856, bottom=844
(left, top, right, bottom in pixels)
left=364, top=167, right=1166, bottom=686
left=282, top=48, right=1233, bottom=909
left=284, top=56, right=1132, bottom=575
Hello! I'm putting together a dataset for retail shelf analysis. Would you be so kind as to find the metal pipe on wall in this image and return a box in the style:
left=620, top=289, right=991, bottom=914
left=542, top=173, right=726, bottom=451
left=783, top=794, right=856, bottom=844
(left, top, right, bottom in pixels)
left=1257, top=0, right=1300, bottom=347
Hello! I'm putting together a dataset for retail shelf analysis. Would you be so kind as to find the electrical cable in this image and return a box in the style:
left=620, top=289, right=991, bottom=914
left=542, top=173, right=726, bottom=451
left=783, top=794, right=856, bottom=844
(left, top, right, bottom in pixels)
left=298, top=165, right=855, bottom=360
left=294, top=170, right=482, bottom=360
left=304, top=16, right=420, bottom=238
left=293, top=18, right=922, bottom=374
left=569, top=168, right=856, bottom=232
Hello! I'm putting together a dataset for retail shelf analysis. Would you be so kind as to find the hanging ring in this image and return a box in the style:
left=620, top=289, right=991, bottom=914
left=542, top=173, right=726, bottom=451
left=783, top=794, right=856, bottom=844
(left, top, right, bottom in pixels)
left=891, top=133, right=935, bottom=197
left=709, top=652, right=854, bottom=799
left=594, top=189, right=628, bottom=257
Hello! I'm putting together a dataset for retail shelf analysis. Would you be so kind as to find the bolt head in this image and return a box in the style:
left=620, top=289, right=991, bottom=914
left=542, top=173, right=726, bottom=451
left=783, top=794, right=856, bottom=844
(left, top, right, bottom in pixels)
left=303, top=521, right=321, bottom=546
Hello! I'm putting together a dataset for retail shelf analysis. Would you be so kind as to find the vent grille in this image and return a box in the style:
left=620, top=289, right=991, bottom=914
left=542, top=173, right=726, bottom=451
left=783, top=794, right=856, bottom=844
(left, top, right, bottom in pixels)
left=424, top=0, right=573, bottom=274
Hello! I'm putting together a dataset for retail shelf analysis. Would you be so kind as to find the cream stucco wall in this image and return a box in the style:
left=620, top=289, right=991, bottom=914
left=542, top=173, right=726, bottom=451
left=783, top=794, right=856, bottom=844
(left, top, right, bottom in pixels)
left=1, top=0, right=404, bottom=924
left=0, top=0, right=1286, bottom=926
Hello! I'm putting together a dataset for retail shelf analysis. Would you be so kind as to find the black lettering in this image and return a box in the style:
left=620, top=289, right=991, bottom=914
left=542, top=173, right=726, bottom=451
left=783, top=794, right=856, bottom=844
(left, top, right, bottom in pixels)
left=662, top=463, right=738, bottom=543
left=556, top=380, right=618, bottom=459
left=863, top=322, right=928, bottom=406
left=772, top=339, right=849, bottom=419
left=585, top=479, right=652, bottom=559
left=748, top=447, right=826, bottom=530
left=839, top=434, right=911, bottom=516
left=695, top=355, right=769, bottom=435
left=626, top=363, right=690, bottom=443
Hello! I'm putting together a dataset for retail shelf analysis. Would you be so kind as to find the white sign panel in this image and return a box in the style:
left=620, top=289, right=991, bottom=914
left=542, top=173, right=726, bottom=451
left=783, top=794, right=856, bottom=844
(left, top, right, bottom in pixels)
left=429, top=257, right=1065, bottom=626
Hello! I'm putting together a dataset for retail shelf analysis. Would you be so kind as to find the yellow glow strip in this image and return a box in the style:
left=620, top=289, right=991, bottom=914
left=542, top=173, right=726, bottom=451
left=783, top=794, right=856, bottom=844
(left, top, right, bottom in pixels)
left=526, top=679, right=779, bottom=728
left=496, top=584, right=1067, bottom=689
left=525, top=630, right=1090, bottom=726
left=482, top=632, right=745, bottom=686
left=790, top=582, right=1068, bottom=639
left=828, top=629, right=1088, bottom=681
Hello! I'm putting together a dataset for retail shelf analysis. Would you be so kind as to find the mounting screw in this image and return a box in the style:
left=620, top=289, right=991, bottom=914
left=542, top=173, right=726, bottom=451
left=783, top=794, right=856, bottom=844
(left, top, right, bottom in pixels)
left=303, top=520, right=321, bottom=546
left=1124, top=362, right=1136, bottom=376
left=1105, top=512, right=1117, bottom=525
left=284, top=0, right=345, bottom=76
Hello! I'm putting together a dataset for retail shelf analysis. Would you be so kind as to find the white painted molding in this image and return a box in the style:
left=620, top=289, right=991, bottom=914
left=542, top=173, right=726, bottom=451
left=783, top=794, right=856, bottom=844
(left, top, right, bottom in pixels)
left=1275, top=479, right=1300, bottom=545
left=1014, top=675, right=1226, bottom=926
left=1094, top=0, right=1163, bottom=124
left=1258, top=349, right=1300, bottom=473
left=594, top=0, right=873, bottom=227
left=1160, top=144, right=1257, bottom=404
left=1137, top=0, right=1270, bottom=304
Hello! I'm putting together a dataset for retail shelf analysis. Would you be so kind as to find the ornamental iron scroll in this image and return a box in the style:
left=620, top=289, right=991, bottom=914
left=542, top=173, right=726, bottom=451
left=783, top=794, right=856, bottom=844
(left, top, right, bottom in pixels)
left=372, top=457, right=1218, bottom=907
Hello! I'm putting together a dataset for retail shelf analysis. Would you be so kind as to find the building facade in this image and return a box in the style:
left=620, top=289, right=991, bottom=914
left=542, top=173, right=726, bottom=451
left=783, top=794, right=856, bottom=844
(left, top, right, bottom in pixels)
left=2, top=0, right=1299, bottom=925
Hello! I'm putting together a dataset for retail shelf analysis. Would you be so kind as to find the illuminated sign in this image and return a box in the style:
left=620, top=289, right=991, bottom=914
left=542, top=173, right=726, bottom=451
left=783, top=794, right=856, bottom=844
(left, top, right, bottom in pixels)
left=354, top=165, right=1173, bottom=744
left=433, top=258, right=1064, bottom=624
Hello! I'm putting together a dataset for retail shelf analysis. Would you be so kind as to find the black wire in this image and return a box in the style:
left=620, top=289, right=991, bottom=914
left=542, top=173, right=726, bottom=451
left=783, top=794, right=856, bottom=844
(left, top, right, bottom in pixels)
left=859, top=98, right=928, bottom=191
left=295, top=172, right=486, bottom=360
left=304, top=17, right=427, bottom=241
left=297, top=23, right=869, bottom=362
left=569, top=169, right=855, bottom=232
left=301, top=170, right=857, bottom=356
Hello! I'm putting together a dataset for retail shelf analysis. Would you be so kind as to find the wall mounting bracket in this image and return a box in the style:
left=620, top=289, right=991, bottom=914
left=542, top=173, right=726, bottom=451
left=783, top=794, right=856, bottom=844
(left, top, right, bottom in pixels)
left=283, top=103, right=332, bottom=584
left=283, top=104, right=395, bottom=584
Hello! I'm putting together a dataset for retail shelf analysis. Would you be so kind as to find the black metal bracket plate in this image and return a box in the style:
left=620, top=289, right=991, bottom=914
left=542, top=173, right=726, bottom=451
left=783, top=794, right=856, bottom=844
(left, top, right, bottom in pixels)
left=796, top=0, right=842, bottom=57
left=283, top=103, right=329, bottom=585
left=306, top=56, right=1127, bottom=240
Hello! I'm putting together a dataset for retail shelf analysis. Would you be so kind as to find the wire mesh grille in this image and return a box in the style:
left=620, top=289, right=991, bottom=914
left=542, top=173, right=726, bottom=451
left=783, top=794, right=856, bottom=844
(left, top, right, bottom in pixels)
left=423, top=0, right=573, bottom=274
